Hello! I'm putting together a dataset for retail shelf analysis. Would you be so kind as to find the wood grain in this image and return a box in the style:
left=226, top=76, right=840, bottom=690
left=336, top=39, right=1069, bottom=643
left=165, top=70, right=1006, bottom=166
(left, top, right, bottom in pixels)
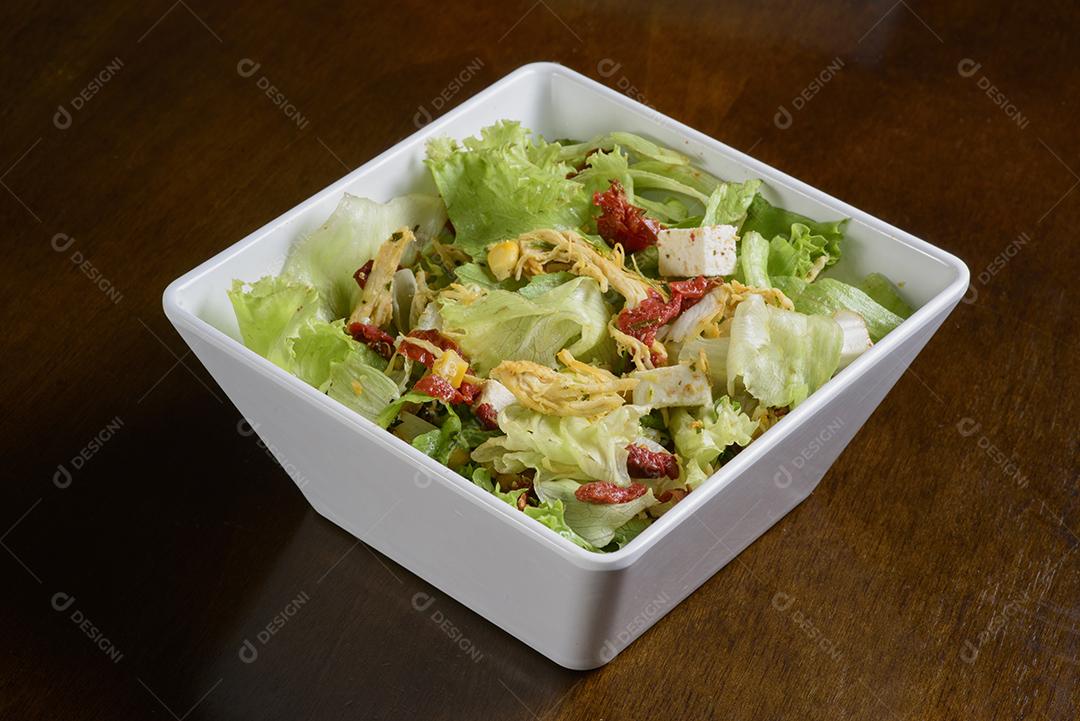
left=1, top=1, right=1077, bottom=719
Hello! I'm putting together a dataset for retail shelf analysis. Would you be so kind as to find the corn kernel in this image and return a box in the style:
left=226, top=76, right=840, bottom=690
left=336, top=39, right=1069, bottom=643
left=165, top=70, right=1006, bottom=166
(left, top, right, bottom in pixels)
left=432, top=349, right=468, bottom=388
left=487, top=240, right=520, bottom=280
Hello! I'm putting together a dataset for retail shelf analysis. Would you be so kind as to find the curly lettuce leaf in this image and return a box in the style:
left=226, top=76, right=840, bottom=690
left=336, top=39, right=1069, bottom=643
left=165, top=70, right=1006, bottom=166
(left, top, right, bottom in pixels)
left=671, top=397, right=758, bottom=489
left=425, top=121, right=589, bottom=260
left=767, top=223, right=840, bottom=281
left=439, top=276, right=614, bottom=374
left=727, top=294, right=843, bottom=408
left=471, top=468, right=596, bottom=549
left=282, top=193, right=446, bottom=317
left=411, top=403, right=462, bottom=466
left=228, top=276, right=322, bottom=370
left=471, top=404, right=645, bottom=485
left=524, top=499, right=596, bottom=550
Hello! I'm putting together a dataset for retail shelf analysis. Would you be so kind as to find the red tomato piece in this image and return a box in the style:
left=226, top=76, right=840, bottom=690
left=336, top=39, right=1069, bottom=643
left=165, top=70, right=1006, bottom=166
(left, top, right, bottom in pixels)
left=474, top=402, right=499, bottom=430
left=574, top=481, right=648, bottom=505
left=352, top=260, right=375, bottom=289
left=398, top=329, right=463, bottom=368
left=412, top=374, right=458, bottom=403
left=668, top=276, right=715, bottom=310
left=347, top=322, right=395, bottom=359
left=625, top=444, right=680, bottom=480
left=593, top=180, right=663, bottom=253
left=456, top=380, right=481, bottom=405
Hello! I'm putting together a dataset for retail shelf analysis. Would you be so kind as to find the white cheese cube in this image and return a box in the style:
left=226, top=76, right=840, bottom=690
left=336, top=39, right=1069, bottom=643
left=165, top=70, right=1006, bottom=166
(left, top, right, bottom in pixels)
left=657, top=224, right=737, bottom=277
left=631, top=364, right=712, bottom=409
left=474, top=379, right=517, bottom=414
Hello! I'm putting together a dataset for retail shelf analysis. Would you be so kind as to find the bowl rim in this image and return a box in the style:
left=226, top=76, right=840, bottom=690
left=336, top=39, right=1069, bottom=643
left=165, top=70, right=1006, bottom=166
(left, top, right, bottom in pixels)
left=163, top=61, right=970, bottom=572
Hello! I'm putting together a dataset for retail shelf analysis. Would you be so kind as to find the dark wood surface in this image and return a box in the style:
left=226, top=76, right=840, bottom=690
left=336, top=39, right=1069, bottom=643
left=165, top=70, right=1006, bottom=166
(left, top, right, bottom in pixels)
left=3, top=1, right=1078, bottom=718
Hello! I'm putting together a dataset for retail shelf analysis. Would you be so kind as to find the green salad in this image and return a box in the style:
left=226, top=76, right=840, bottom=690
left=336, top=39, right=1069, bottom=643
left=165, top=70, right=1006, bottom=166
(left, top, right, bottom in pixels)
left=228, top=121, right=913, bottom=552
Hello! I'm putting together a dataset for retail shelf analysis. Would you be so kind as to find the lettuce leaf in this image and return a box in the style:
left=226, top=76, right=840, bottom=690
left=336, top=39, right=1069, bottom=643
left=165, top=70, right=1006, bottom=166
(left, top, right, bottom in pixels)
left=411, top=404, right=462, bottom=466
left=678, top=336, right=730, bottom=387
left=727, top=294, right=843, bottom=408
left=290, top=319, right=384, bottom=391
left=325, top=349, right=401, bottom=422
left=738, top=230, right=772, bottom=289
left=523, top=499, right=596, bottom=550
left=439, top=276, right=614, bottom=374
left=671, top=397, right=758, bottom=489
left=792, top=278, right=905, bottom=342
left=471, top=468, right=596, bottom=550
left=471, top=404, right=645, bottom=484
left=282, top=193, right=446, bottom=317
left=858, top=272, right=914, bottom=318
left=702, top=179, right=761, bottom=227
left=608, top=516, right=651, bottom=549
left=228, top=276, right=322, bottom=370
left=425, top=121, right=589, bottom=260
left=573, top=147, right=634, bottom=202
left=767, top=223, right=840, bottom=281
left=740, top=194, right=847, bottom=250
left=453, top=262, right=524, bottom=291
left=536, top=479, right=657, bottom=548
left=629, top=160, right=721, bottom=196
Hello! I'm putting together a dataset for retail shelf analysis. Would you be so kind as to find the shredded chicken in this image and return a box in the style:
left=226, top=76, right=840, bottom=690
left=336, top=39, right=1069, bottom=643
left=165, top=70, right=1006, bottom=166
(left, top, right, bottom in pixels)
left=609, top=317, right=671, bottom=371
left=489, top=349, right=639, bottom=417
left=505, top=228, right=657, bottom=308
left=349, top=227, right=415, bottom=327
left=670, top=281, right=795, bottom=343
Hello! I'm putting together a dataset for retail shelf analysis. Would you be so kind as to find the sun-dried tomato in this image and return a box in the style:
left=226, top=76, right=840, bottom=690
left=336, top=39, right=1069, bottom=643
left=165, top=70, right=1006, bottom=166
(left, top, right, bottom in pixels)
left=412, top=374, right=459, bottom=403
left=474, top=402, right=499, bottom=430
left=352, top=260, right=375, bottom=289
left=575, top=481, right=648, bottom=505
left=593, top=180, right=663, bottom=253
left=668, top=275, right=715, bottom=310
left=616, top=289, right=681, bottom=345
left=347, top=322, right=395, bottom=359
left=626, top=444, right=680, bottom=480
left=456, top=380, right=481, bottom=405
left=397, top=329, right=463, bottom=368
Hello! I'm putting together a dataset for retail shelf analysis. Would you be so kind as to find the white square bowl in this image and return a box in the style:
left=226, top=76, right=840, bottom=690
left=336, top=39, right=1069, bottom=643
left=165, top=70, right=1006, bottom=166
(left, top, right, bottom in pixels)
left=163, top=62, right=968, bottom=669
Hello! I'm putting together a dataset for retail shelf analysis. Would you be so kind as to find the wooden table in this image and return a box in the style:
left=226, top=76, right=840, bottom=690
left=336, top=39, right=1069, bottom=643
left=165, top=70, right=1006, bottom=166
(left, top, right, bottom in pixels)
left=3, top=1, right=1077, bottom=718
